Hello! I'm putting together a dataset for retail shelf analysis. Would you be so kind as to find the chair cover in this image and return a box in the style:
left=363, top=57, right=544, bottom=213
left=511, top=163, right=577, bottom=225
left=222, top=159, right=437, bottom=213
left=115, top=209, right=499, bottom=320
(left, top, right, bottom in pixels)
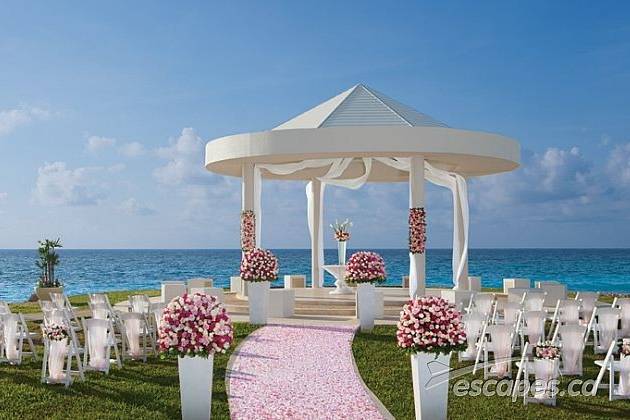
left=472, top=294, right=494, bottom=316
left=559, top=300, right=580, bottom=325
left=533, top=358, right=559, bottom=399
left=130, top=295, right=150, bottom=314
left=462, top=313, right=484, bottom=357
left=502, top=303, right=521, bottom=327
left=597, top=308, right=620, bottom=350
left=578, top=292, right=599, bottom=319
left=3, top=314, right=20, bottom=362
left=487, top=325, right=512, bottom=377
left=524, top=311, right=546, bottom=346
left=50, top=293, right=66, bottom=310
left=91, top=303, right=110, bottom=320
left=48, top=338, right=69, bottom=382
left=619, top=355, right=630, bottom=396
left=558, top=325, right=586, bottom=375
left=89, top=293, right=107, bottom=305
left=86, top=319, right=110, bottom=370
left=617, top=298, right=630, bottom=337
left=152, top=308, right=164, bottom=329
left=121, top=313, right=143, bottom=358
left=43, top=308, right=67, bottom=326
left=524, top=292, right=545, bottom=312
left=0, top=302, right=12, bottom=315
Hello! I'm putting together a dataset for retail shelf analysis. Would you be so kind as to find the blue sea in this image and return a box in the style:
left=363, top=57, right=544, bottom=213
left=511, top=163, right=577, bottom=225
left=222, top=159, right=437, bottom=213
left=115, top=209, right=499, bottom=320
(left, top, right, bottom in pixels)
left=0, top=249, right=629, bottom=302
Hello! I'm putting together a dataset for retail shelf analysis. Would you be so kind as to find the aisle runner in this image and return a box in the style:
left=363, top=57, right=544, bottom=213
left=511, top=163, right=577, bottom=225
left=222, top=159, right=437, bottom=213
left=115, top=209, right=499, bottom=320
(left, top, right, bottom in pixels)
left=227, top=324, right=387, bottom=419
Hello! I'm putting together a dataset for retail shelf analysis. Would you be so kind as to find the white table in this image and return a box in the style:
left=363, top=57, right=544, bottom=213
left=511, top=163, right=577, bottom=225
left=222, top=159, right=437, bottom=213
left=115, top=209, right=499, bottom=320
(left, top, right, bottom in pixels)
left=322, top=264, right=353, bottom=295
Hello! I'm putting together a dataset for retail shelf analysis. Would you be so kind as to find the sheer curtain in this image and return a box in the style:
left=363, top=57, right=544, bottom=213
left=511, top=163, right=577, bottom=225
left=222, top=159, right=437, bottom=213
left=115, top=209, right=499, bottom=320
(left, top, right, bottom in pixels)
left=488, top=326, right=511, bottom=377
left=559, top=325, right=585, bottom=375
left=559, top=301, right=580, bottom=325
left=597, top=308, right=620, bottom=350
left=525, top=311, right=546, bottom=346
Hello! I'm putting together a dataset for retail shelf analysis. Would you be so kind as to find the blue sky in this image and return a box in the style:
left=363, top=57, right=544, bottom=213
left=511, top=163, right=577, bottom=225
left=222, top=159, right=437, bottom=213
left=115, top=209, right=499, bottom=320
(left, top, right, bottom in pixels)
left=1, top=1, right=629, bottom=249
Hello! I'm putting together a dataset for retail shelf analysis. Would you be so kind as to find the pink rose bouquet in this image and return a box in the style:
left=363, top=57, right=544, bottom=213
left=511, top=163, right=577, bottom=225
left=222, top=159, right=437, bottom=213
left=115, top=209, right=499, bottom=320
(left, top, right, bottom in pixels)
left=397, top=296, right=467, bottom=356
left=345, top=251, right=386, bottom=284
left=331, top=219, right=352, bottom=242
left=409, top=207, right=427, bottom=254
left=158, top=292, right=233, bottom=358
left=620, top=339, right=630, bottom=357
left=533, top=341, right=561, bottom=360
left=43, top=323, right=69, bottom=341
left=240, top=248, right=279, bottom=282
left=240, top=210, right=256, bottom=252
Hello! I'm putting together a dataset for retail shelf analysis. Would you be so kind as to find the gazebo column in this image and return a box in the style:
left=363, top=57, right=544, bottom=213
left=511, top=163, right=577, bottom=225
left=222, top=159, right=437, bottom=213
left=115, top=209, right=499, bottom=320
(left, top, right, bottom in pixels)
left=307, top=179, right=323, bottom=288
left=409, top=156, right=425, bottom=298
left=242, top=162, right=258, bottom=247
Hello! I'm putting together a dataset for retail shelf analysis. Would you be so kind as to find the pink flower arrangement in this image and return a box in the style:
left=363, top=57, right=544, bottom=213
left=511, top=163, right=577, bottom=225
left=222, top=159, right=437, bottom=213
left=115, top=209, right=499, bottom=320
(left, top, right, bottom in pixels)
left=331, top=219, right=352, bottom=242
left=621, top=339, right=630, bottom=357
left=43, top=323, right=69, bottom=341
left=158, top=292, right=233, bottom=358
left=397, top=296, right=467, bottom=356
left=240, top=248, right=279, bottom=282
left=240, top=210, right=256, bottom=252
left=345, top=251, right=386, bottom=284
left=409, top=207, right=427, bottom=254
left=533, top=341, right=561, bottom=360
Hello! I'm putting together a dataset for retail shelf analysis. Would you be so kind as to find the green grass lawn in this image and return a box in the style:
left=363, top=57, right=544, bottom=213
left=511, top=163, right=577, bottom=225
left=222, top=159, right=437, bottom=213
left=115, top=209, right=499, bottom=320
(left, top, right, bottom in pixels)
left=353, top=325, right=630, bottom=420
left=0, top=322, right=258, bottom=420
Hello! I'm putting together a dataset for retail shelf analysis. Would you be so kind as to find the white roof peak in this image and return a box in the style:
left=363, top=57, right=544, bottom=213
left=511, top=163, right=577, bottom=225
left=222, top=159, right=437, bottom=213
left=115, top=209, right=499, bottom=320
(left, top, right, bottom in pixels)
left=273, top=84, right=447, bottom=130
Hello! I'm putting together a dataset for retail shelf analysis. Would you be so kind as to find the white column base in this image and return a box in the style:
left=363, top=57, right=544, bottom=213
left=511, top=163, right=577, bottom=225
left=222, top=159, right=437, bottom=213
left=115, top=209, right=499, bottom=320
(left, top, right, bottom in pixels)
left=356, top=283, right=376, bottom=332
left=178, top=355, right=214, bottom=420
left=248, top=281, right=270, bottom=324
left=411, top=352, right=450, bottom=420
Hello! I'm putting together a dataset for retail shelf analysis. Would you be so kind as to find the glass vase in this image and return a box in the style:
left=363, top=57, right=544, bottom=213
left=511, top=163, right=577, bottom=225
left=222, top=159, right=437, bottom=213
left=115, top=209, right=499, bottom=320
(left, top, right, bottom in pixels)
left=337, top=241, right=347, bottom=265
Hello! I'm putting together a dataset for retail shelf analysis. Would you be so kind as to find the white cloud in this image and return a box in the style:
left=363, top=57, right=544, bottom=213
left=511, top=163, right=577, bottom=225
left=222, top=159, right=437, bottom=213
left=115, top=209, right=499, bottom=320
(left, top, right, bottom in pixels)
left=118, top=198, right=155, bottom=216
left=0, top=106, right=51, bottom=137
left=153, top=128, right=207, bottom=186
left=0, top=192, right=7, bottom=201
left=607, top=142, right=630, bottom=186
left=118, top=141, right=145, bottom=157
left=33, top=162, right=106, bottom=206
left=86, top=135, right=116, bottom=153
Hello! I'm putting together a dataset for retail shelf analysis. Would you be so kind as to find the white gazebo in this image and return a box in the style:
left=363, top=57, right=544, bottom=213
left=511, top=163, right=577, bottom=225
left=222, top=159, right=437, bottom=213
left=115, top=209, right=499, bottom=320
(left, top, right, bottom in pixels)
left=204, top=84, right=520, bottom=297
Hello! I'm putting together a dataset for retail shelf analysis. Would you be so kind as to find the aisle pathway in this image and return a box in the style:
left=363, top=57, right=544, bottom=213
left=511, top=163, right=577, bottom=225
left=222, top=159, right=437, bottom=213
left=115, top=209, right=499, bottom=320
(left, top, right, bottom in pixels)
left=226, top=323, right=390, bottom=419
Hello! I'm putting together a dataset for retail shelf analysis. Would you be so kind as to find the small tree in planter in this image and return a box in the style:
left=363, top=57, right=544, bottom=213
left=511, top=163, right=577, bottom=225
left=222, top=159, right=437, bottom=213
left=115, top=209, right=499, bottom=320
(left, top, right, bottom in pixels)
left=345, top=251, right=386, bottom=332
left=34, top=238, right=63, bottom=301
left=397, top=296, right=467, bottom=420
left=158, top=292, right=234, bottom=419
left=240, top=248, right=279, bottom=324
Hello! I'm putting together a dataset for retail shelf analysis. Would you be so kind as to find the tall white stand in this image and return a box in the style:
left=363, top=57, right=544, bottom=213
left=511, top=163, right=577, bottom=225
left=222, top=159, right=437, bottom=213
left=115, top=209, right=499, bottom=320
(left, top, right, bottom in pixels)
left=409, top=156, right=426, bottom=298
left=356, top=283, right=376, bottom=331
left=307, top=179, right=324, bottom=288
left=411, top=352, right=450, bottom=420
left=248, top=281, right=270, bottom=324
left=178, top=355, right=214, bottom=420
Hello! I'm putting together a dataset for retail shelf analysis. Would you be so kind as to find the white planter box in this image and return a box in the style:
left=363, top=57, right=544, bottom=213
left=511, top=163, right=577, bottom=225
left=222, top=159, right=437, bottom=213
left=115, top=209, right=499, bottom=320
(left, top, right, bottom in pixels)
left=411, top=352, right=450, bottom=420
left=356, top=283, right=376, bottom=332
left=535, top=281, right=567, bottom=307
left=230, top=276, right=241, bottom=294
left=467, top=276, right=482, bottom=291
left=440, top=290, right=474, bottom=311
left=283, top=275, right=306, bottom=289
left=187, top=278, right=213, bottom=289
left=162, top=281, right=187, bottom=304
left=189, top=287, right=225, bottom=303
left=503, top=278, right=530, bottom=294
left=178, top=355, right=214, bottom=420
left=248, top=281, right=270, bottom=324
left=269, top=289, right=295, bottom=317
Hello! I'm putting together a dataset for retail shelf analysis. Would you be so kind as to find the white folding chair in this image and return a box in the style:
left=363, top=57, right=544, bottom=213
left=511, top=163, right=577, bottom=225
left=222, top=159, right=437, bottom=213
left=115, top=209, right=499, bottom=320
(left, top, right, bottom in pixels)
left=128, top=294, right=151, bottom=314
left=0, top=301, right=11, bottom=315
left=50, top=292, right=82, bottom=331
left=468, top=293, right=495, bottom=319
left=615, top=298, right=630, bottom=337
left=521, top=311, right=546, bottom=354
left=497, top=302, right=521, bottom=328
left=557, top=324, right=586, bottom=375
left=82, top=318, right=121, bottom=374
left=593, top=340, right=630, bottom=400
left=40, top=324, right=73, bottom=387
left=1, top=314, right=24, bottom=365
left=593, top=307, right=621, bottom=354
left=549, top=299, right=581, bottom=340
left=523, top=290, right=546, bottom=312
left=576, top=291, right=599, bottom=322
left=119, top=312, right=148, bottom=362
left=482, top=324, right=515, bottom=379
left=459, top=312, right=485, bottom=361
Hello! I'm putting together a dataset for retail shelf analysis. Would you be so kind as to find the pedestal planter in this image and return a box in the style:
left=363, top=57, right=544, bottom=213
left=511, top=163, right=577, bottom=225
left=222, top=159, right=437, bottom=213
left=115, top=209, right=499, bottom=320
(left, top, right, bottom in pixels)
left=411, top=352, right=450, bottom=420
left=178, top=355, right=214, bottom=420
left=35, top=286, right=64, bottom=302
left=337, top=241, right=347, bottom=264
left=619, top=355, right=630, bottom=396
left=47, top=339, right=69, bottom=383
left=248, top=281, right=270, bottom=324
left=532, top=358, right=559, bottom=401
left=356, top=283, right=376, bottom=332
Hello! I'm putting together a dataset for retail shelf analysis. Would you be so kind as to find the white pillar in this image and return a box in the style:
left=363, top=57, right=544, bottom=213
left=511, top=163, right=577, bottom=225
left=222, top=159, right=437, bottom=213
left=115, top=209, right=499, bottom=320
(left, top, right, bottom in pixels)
left=307, top=179, right=323, bottom=288
left=242, top=162, right=259, bottom=248
left=409, top=156, right=425, bottom=298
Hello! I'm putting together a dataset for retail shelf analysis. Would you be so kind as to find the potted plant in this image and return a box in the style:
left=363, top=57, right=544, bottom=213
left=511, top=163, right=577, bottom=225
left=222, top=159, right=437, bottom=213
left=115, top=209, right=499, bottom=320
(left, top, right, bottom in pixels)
left=531, top=341, right=561, bottom=402
left=240, top=247, right=278, bottom=324
left=397, top=296, right=467, bottom=420
left=345, top=251, right=386, bottom=332
left=618, top=339, right=630, bottom=396
left=330, top=219, right=352, bottom=264
left=35, top=238, right=64, bottom=301
left=158, top=292, right=234, bottom=420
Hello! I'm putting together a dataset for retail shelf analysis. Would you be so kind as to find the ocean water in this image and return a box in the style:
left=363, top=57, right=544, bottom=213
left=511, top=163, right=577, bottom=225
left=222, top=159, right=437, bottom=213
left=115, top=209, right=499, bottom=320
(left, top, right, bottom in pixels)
left=0, top=249, right=629, bottom=302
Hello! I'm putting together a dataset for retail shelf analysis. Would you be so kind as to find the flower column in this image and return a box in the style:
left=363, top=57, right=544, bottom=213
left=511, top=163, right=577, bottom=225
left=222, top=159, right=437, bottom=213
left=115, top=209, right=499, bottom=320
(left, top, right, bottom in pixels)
left=409, top=156, right=425, bottom=298
left=242, top=162, right=258, bottom=250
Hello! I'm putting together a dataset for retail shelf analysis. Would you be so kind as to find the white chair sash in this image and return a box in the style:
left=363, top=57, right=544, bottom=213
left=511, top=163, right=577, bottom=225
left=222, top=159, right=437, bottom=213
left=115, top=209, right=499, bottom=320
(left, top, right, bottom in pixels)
left=617, top=299, right=630, bottom=336
left=558, top=325, right=585, bottom=375
left=91, top=303, right=110, bottom=320
left=533, top=358, right=559, bottom=399
left=86, top=319, right=109, bottom=370
left=579, top=292, right=599, bottom=318
left=48, top=338, right=69, bottom=381
left=463, top=313, right=484, bottom=356
left=559, top=301, right=580, bottom=325
left=130, top=295, right=150, bottom=314
left=619, top=355, right=630, bottom=396
left=122, top=314, right=143, bottom=357
left=488, top=325, right=512, bottom=377
left=525, top=311, right=546, bottom=345
left=524, top=292, right=545, bottom=312
left=502, top=303, right=521, bottom=327
left=50, top=293, right=66, bottom=310
left=2, top=314, right=19, bottom=362
left=472, top=294, right=494, bottom=316
left=597, top=308, right=620, bottom=350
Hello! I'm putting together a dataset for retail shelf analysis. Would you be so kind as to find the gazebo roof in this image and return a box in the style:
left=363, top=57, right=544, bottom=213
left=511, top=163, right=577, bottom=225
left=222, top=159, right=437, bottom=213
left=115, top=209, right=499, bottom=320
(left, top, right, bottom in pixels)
left=205, top=84, right=520, bottom=181
left=274, top=84, right=448, bottom=130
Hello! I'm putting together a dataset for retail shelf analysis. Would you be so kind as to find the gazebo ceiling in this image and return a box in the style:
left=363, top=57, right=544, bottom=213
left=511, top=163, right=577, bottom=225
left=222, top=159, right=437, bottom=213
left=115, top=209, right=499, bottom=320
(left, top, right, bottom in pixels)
left=205, top=84, right=520, bottom=180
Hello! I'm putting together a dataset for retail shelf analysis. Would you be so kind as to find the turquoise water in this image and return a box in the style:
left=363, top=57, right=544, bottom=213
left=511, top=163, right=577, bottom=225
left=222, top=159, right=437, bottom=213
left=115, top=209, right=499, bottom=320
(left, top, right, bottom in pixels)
left=0, top=249, right=629, bottom=302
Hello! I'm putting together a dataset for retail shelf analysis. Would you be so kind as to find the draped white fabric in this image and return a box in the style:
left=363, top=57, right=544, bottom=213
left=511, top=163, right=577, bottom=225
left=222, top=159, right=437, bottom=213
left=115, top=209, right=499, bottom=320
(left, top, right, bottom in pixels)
left=3, top=315, right=19, bottom=361
left=253, top=157, right=469, bottom=288
left=525, top=311, right=546, bottom=345
left=306, top=180, right=325, bottom=286
left=488, top=326, right=511, bottom=377
left=89, top=294, right=107, bottom=305
left=91, top=304, right=110, bottom=320
left=502, top=303, right=521, bottom=327
left=524, top=292, right=545, bottom=312
left=533, top=359, right=558, bottom=399
left=48, top=338, right=69, bottom=381
left=123, top=316, right=142, bottom=357
left=50, top=293, right=66, bottom=310
left=579, top=293, right=598, bottom=319
left=463, top=313, right=484, bottom=357
left=559, top=325, right=585, bottom=375
left=618, top=299, right=630, bottom=336
left=130, top=295, right=149, bottom=314
left=87, top=320, right=109, bottom=370
left=472, top=294, right=494, bottom=316
left=619, top=356, right=630, bottom=396
left=559, top=301, right=580, bottom=325
left=597, top=308, right=620, bottom=350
